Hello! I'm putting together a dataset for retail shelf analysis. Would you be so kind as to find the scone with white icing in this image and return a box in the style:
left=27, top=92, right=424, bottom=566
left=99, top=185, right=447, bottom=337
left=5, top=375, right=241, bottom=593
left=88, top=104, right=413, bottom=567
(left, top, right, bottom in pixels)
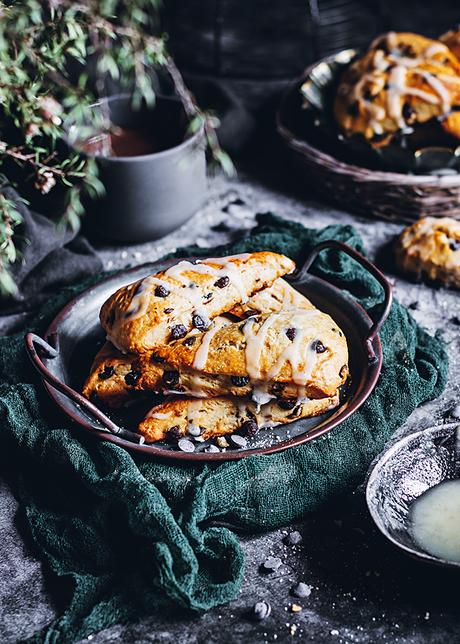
left=100, top=252, right=295, bottom=354
left=147, top=309, right=349, bottom=399
left=395, top=217, right=460, bottom=288
left=333, top=32, right=460, bottom=149
left=138, top=394, right=340, bottom=443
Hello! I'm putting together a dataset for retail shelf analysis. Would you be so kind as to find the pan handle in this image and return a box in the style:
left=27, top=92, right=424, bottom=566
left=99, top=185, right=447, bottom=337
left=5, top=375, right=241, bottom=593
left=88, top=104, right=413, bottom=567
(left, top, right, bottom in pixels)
left=24, top=332, right=145, bottom=444
left=288, top=239, right=393, bottom=364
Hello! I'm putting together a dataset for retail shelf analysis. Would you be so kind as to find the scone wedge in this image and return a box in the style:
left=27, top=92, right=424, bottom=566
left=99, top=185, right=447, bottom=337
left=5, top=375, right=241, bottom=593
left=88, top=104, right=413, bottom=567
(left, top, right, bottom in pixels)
left=148, top=309, right=349, bottom=398
left=139, top=394, right=340, bottom=443
left=100, top=252, right=295, bottom=353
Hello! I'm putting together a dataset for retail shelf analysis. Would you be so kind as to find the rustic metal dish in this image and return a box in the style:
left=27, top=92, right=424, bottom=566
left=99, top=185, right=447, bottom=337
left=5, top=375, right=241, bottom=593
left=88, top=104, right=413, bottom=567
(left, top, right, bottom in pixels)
left=277, top=50, right=460, bottom=222
left=366, top=424, right=460, bottom=570
left=25, top=240, right=392, bottom=462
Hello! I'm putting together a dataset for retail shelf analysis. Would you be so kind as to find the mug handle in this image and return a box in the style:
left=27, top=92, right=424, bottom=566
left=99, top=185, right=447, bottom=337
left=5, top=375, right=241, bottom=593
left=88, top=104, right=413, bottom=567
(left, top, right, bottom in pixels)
left=287, top=239, right=393, bottom=364
left=24, top=332, right=144, bottom=444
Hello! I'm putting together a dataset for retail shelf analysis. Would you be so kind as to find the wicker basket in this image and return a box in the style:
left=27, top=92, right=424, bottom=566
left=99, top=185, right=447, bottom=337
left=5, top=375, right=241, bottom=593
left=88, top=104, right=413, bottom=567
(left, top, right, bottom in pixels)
left=277, top=56, right=460, bottom=223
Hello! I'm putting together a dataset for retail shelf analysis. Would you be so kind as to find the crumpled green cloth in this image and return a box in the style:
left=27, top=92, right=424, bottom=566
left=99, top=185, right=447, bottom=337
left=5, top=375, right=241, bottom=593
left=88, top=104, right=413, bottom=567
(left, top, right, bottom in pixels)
left=0, top=214, right=448, bottom=643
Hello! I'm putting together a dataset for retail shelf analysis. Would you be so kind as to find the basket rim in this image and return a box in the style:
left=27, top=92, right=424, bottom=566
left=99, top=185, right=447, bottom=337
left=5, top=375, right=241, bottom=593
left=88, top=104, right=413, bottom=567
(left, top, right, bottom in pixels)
left=276, top=50, right=460, bottom=188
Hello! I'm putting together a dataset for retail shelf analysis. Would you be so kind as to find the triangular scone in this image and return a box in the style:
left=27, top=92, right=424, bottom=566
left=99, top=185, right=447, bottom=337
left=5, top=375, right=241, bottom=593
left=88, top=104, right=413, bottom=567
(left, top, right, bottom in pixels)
left=149, top=309, right=349, bottom=398
left=229, top=278, right=314, bottom=318
left=82, top=342, right=141, bottom=408
left=139, top=394, right=340, bottom=443
left=100, top=252, right=295, bottom=353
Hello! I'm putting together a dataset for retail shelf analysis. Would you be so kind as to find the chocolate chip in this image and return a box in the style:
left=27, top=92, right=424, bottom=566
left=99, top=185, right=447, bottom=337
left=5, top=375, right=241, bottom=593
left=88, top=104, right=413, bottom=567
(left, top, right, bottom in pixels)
left=192, top=314, right=209, bottom=331
left=449, top=239, right=460, bottom=252
left=214, top=276, right=230, bottom=288
left=154, top=285, right=170, bottom=298
left=162, top=370, right=179, bottom=387
left=241, top=308, right=259, bottom=319
left=164, top=307, right=174, bottom=314
left=231, top=375, right=250, bottom=387
left=184, top=336, right=197, bottom=346
left=285, top=327, right=297, bottom=341
left=347, top=101, right=359, bottom=117
left=277, top=397, right=297, bottom=410
left=270, top=382, right=284, bottom=395
left=252, top=600, right=271, bottom=621
left=151, top=353, right=165, bottom=364
left=170, top=324, right=187, bottom=340
left=229, top=434, right=247, bottom=449
left=450, top=316, right=460, bottom=326
left=292, top=582, right=311, bottom=598
left=124, top=370, right=140, bottom=386
left=178, top=438, right=195, bottom=453
left=107, top=310, right=116, bottom=326
left=98, top=365, right=114, bottom=380
left=312, top=339, right=326, bottom=353
left=241, top=419, right=259, bottom=437
left=402, top=102, right=415, bottom=121
left=262, top=556, right=282, bottom=572
left=166, top=426, right=182, bottom=442
left=203, top=292, right=213, bottom=300
left=408, top=301, right=419, bottom=310
left=339, top=365, right=348, bottom=379
left=284, top=531, right=302, bottom=546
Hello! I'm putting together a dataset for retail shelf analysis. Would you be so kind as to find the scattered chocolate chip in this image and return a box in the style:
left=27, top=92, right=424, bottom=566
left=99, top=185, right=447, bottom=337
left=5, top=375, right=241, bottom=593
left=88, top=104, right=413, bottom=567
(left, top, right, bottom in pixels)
left=292, top=582, right=311, bottom=598
left=231, top=375, right=250, bottom=387
left=284, top=531, right=302, bottom=546
left=346, top=101, right=359, bottom=117
left=166, top=426, right=182, bottom=442
left=285, top=327, right=297, bottom=341
left=408, top=301, right=419, bottom=310
left=164, top=307, right=174, bottom=314
left=188, top=425, right=203, bottom=437
left=203, top=292, right=213, bottom=300
left=170, top=324, right=187, bottom=340
left=229, top=434, right=248, bottom=449
left=449, top=239, right=460, bottom=252
left=154, top=285, right=170, bottom=298
left=241, top=419, right=259, bottom=437
left=450, top=316, right=460, bottom=326
left=178, top=438, right=195, bottom=453
left=151, top=353, right=165, bottom=364
left=192, top=313, right=209, bottom=331
left=124, top=370, right=140, bottom=386
left=277, top=397, right=297, bottom=410
left=214, top=276, right=230, bottom=289
left=402, top=102, right=415, bottom=121
left=252, top=600, right=271, bottom=621
left=449, top=404, right=460, bottom=419
left=184, top=336, right=197, bottom=346
left=312, top=339, right=326, bottom=353
left=363, top=88, right=373, bottom=101
left=107, top=310, right=115, bottom=326
left=262, top=556, right=282, bottom=572
left=98, top=365, right=114, bottom=380
left=205, top=444, right=220, bottom=453
left=339, top=365, right=348, bottom=379
left=162, top=370, right=179, bottom=387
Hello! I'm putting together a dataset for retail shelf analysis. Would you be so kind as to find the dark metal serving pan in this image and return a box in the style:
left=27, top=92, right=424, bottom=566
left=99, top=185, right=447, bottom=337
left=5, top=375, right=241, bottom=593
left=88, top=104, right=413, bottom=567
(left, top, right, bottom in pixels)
left=24, top=240, right=392, bottom=462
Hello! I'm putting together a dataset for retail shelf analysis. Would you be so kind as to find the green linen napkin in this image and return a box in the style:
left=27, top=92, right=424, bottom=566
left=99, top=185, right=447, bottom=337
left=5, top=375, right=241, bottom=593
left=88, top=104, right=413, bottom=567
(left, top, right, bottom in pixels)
left=0, top=214, right=448, bottom=643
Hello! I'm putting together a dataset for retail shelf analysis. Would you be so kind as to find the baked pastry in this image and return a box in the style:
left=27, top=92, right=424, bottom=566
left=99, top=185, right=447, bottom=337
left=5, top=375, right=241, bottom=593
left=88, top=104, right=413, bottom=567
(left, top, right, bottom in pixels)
left=148, top=309, right=349, bottom=398
left=441, top=26, right=460, bottom=60
left=334, top=32, right=460, bottom=148
left=138, top=393, right=340, bottom=443
left=230, top=278, right=314, bottom=318
left=395, top=217, right=460, bottom=288
left=82, top=342, right=139, bottom=408
left=100, top=252, right=295, bottom=353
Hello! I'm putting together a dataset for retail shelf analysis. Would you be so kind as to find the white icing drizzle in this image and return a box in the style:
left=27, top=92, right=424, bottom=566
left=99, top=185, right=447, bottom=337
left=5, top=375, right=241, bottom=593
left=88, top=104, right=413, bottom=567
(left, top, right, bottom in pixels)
left=186, top=399, right=203, bottom=434
left=147, top=411, right=172, bottom=420
left=242, top=315, right=279, bottom=380
left=251, top=382, right=275, bottom=409
left=193, top=317, right=231, bottom=371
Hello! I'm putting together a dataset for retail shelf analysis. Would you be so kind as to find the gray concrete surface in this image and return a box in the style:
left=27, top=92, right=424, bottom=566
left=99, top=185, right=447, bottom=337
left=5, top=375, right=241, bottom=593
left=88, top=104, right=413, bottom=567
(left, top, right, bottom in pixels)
left=1, top=166, right=459, bottom=643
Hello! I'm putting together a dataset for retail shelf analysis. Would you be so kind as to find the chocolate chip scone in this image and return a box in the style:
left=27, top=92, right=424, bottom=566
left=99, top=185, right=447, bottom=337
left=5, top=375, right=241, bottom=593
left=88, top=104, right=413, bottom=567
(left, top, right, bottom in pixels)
left=333, top=32, right=460, bottom=148
left=82, top=342, right=141, bottom=408
left=100, top=252, right=295, bottom=354
left=395, top=217, right=460, bottom=288
left=149, top=309, right=349, bottom=398
left=138, top=394, right=340, bottom=443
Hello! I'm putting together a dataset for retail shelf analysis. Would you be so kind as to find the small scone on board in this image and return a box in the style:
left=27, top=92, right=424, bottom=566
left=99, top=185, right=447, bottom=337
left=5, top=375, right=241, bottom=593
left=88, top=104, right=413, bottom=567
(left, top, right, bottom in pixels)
left=395, top=217, right=460, bottom=288
left=138, top=394, right=340, bottom=443
left=99, top=252, right=295, bottom=354
left=148, top=309, right=349, bottom=398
